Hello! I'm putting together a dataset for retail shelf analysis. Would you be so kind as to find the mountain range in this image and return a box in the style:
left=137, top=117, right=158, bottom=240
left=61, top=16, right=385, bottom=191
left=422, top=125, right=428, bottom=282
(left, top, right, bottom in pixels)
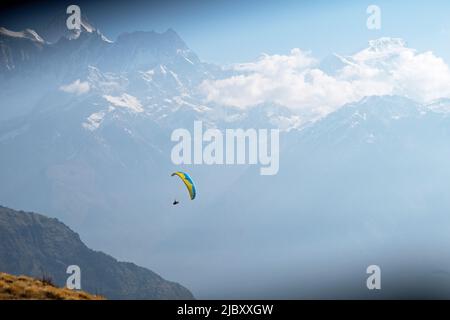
left=2, top=21, right=450, bottom=298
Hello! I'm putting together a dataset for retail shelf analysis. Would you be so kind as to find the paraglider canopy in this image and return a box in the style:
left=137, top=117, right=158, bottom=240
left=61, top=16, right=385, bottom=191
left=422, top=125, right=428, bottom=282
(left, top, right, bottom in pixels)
left=171, top=171, right=196, bottom=200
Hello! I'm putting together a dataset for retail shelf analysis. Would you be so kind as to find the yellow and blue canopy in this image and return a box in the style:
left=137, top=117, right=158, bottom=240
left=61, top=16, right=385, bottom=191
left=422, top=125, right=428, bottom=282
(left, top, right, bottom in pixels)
left=171, top=171, right=196, bottom=200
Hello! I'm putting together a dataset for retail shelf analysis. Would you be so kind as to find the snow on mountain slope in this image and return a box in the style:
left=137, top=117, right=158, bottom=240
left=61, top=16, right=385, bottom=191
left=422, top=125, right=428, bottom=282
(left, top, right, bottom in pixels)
left=3, top=22, right=450, bottom=298
left=0, top=27, right=46, bottom=73
left=0, top=27, right=45, bottom=43
left=103, top=94, right=144, bottom=113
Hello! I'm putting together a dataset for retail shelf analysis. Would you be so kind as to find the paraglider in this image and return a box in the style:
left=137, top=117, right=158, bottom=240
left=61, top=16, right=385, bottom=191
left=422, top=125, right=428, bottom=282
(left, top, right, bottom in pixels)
left=171, top=171, right=196, bottom=204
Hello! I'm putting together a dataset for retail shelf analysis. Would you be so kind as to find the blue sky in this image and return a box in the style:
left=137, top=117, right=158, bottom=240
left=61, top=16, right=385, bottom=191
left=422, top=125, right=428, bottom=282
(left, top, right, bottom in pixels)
left=2, top=0, right=450, bottom=64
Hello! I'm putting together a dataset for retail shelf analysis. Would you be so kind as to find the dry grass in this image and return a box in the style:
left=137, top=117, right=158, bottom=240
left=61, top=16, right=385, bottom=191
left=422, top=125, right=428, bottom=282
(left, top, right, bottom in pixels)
left=0, top=272, right=104, bottom=300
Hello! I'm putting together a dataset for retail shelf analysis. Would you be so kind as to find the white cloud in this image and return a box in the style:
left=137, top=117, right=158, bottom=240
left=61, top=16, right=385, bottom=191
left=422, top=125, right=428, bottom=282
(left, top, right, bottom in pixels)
left=234, top=48, right=317, bottom=75
left=59, top=79, right=90, bottom=95
left=200, top=38, right=450, bottom=120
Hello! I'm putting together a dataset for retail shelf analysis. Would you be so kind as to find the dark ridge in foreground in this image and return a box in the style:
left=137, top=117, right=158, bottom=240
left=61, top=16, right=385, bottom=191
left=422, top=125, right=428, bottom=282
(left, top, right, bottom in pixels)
left=0, top=205, right=194, bottom=300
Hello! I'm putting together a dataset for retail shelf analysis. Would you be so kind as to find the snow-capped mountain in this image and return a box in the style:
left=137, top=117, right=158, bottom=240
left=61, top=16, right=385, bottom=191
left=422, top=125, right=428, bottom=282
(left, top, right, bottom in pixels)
left=320, top=38, right=407, bottom=76
left=36, top=9, right=108, bottom=44
left=0, top=27, right=46, bottom=73
left=0, top=22, right=298, bottom=135
left=0, top=27, right=45, bottom=43
left=334, top=37, right=408, bottom=67
left=0, top=23, right=291, bottom=259
left=2, top=21, right=450, bottom=298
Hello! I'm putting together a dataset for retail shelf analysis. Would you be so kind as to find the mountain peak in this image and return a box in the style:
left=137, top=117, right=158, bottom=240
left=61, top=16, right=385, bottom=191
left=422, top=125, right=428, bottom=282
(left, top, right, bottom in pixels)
left=0, top=27, right=45, bottom=43
left=165, top=27, right=177, bottom=35
left=39, top=12, right=111, bottom=43
left=117, top=28, right=188, bottom=49
left=367, top=37, right=407, bottom=52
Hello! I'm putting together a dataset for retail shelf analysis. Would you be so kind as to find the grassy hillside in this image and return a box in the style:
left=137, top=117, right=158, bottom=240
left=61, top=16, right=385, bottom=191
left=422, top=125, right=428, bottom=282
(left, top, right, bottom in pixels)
left=0, top=272, right=103, bottom=300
